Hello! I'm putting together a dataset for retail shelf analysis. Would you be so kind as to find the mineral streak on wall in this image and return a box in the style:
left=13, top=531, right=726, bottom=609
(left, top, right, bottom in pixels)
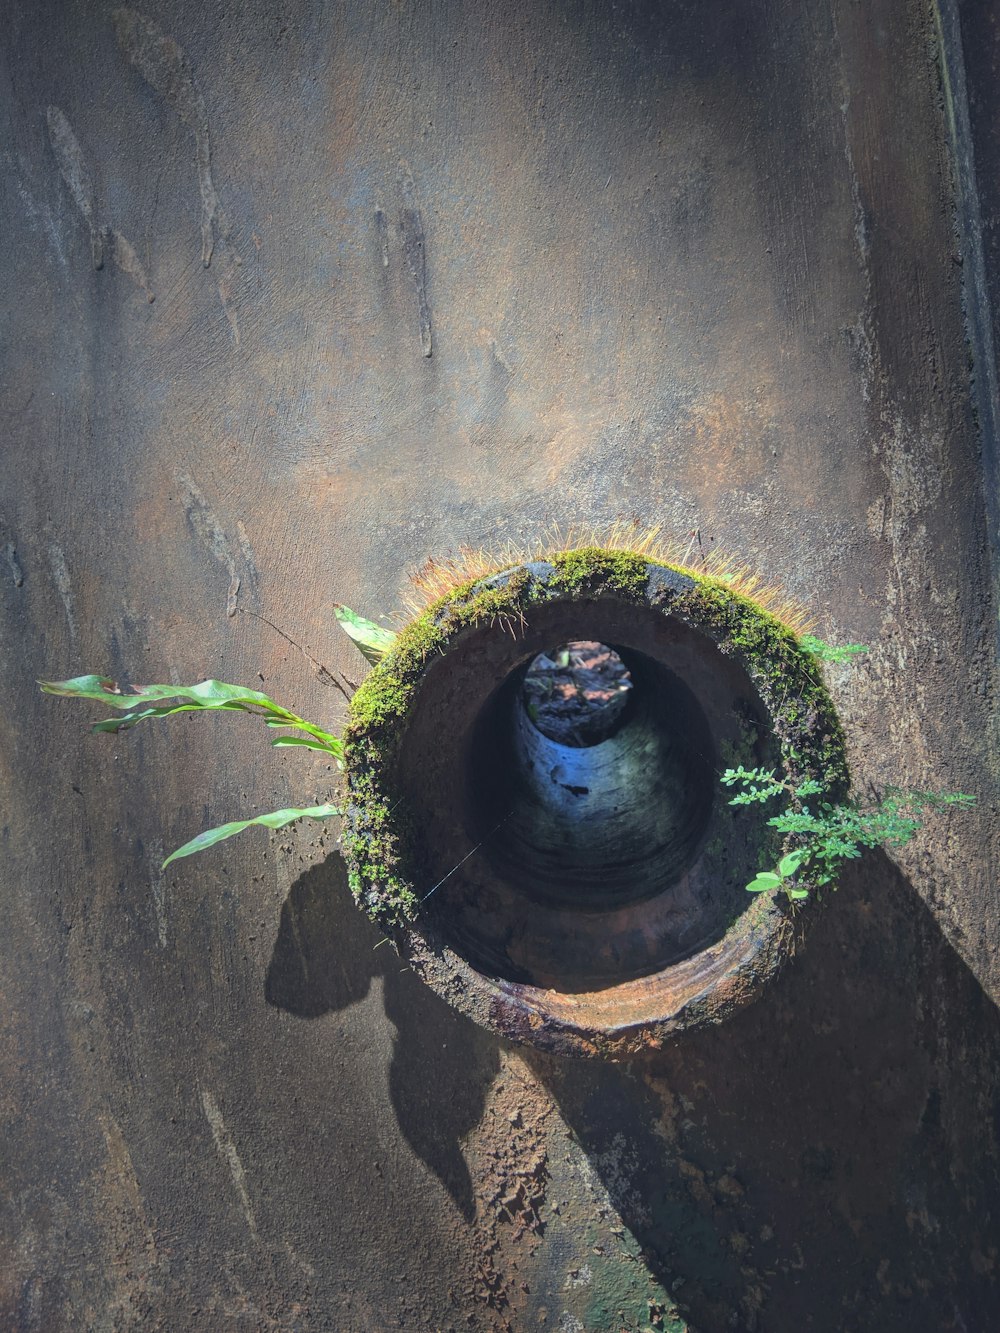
left=1, top=1, right=999, bottom=1329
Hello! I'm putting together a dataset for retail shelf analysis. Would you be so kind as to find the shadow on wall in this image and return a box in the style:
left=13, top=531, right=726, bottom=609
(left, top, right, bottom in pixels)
left=264, top=854, right=500, bottom=1223
left=263, top=853, right=1000, bottom=1332
left=527, top=854, right=1000, bottom=1333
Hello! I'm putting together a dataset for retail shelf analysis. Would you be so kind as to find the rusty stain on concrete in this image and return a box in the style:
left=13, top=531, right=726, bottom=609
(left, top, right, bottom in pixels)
left=462, top=1050, right=553, bottom=1328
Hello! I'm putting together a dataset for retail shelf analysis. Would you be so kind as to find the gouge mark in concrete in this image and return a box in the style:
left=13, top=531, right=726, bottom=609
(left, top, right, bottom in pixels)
left=113, top=8, right=239, bottom=334
left=4, top=540, right=24, bottom=588
left=177, top=471, right=242, bottom=616
left=148, top=839, right=167, bottom=947
left=107, top=229, right=155, bottom=303
left=201, top=1088, right=259, bottom=1240
left=46, top=105, right=154, bottom=301
left=46, top=542, right=77, bottom=645
left=399, top=163, right=432, bottom=357
left=374, top=206, right=390, bottom=267
left=45, top=106, right=103, bottom=270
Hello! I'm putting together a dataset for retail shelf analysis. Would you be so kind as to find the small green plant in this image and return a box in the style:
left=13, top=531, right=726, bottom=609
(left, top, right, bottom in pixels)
left=721, top=770, right=976, bottom=901
left=800, top=629, right=869, bottom=661
left=721, top=634, right=975, bottom=899
left=39, top=609, right=396, bottom=868
left=333, top=603, right=398, bottom=664
left=799, top=634, right=870, bottom=663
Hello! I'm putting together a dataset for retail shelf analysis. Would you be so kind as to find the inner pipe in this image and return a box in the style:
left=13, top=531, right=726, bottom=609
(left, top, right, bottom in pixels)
left=390, top=593, right=776, bottom=991
left=470, top=643, right=715, bottom=911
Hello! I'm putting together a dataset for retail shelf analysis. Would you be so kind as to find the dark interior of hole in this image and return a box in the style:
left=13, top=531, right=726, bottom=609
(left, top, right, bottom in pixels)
left=466, top=644, right=716, bottom=913
left=394, top=598, right=779, bottom=990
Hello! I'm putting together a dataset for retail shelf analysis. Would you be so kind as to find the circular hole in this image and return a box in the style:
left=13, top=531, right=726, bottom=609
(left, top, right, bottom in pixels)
left=476, top=642, right=713, bottom=915
left=392, top=595, right=777, bottom=992
left=522, top=640, right=633, bottom=746
left=348, top=558, right=846, bottom=1053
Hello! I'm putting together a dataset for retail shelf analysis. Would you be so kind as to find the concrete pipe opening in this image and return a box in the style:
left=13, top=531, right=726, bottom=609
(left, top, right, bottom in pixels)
left=343, top=553, right=847, bottom=1058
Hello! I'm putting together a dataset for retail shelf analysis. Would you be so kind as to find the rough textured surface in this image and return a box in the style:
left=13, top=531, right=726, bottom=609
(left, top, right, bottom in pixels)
left=2, top=0, right=999, bottom=1328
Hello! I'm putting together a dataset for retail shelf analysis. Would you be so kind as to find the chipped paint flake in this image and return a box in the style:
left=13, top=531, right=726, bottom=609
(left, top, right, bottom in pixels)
left=46, top=542, right=76, bottom=644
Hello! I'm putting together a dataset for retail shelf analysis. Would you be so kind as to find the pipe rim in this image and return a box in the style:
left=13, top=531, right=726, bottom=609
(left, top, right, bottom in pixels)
left=343, top=550, right=847, bottom=1058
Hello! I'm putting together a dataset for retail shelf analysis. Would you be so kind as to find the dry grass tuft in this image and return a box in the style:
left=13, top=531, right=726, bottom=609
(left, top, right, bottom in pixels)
left=403, top=523, right=815, bottom=634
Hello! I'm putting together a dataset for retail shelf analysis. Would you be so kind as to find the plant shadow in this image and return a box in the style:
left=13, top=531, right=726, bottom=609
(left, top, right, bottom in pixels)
left=265, top=853, right=500, bottom=1222
left=524, top=853, right=1000, bottom=1332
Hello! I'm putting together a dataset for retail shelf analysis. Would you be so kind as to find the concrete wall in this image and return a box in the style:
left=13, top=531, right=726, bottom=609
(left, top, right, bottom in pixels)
left=2, top=0, right=998, bottom=1328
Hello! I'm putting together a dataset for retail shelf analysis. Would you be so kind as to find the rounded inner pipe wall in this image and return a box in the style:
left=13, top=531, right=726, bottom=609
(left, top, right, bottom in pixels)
left=395, top=595, right=779, bottom=992
left=472, top=644, right=714, bottom=911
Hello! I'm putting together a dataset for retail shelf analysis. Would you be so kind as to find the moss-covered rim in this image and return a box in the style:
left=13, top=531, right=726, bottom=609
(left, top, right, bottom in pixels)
left=341, top=547, right=848, bottom=933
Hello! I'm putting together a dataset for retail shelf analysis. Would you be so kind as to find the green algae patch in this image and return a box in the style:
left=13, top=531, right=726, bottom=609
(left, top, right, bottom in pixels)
left=549, top=546, right=649, bottom=600
left=342, top=548, right=848, bottom=954
left=342, top=565, right=545, bottom=928
left=670, top=573, right=849, bottom=801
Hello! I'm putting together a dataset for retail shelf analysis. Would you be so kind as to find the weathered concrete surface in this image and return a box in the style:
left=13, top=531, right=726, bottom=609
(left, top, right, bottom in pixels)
left=1, top=0, right=998, bottom=1328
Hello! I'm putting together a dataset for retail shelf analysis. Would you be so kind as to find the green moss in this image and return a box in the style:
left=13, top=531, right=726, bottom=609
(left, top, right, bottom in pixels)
left=576, top=1219, right=689, bottom=1332
left=342, top=547, right=849, bottom=932
left=338, top=755, right=421, bottom=926
left=345, top=567, right=545, bottom=746
left=342, top=567, right=552, bottom=928
left=549, top=546, right=649, bottom=599
left=671, top=574, right=849, bottom=800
